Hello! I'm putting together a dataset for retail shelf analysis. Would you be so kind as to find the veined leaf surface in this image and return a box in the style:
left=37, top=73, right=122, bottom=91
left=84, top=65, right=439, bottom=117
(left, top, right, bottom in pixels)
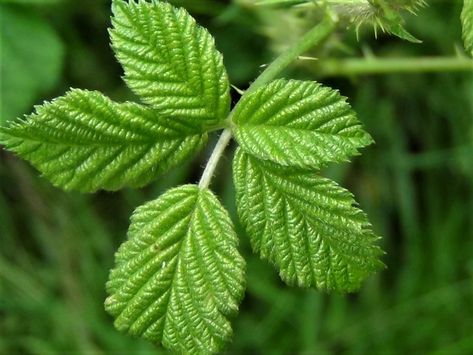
left=0, top=90, right=206, bottom=192
left=462, top=0, right=473, bottom=56
left=233, top=149, right=383, bottom=292
left=105, top=185, right=245, bottom=353
left=233, top=79, right=373, bottom=170
left=111, top=0, right=230, bottom=129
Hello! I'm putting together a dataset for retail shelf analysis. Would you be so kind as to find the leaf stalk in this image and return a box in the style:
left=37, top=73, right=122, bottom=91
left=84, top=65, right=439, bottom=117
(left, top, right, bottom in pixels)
left=199, top=128, right=233, bottom=189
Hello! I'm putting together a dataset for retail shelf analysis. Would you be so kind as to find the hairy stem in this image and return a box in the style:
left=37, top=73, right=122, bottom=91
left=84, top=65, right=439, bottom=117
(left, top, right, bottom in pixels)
left=316, top=56, right=473, bottom=76
left=198, top=14, right=338, bottom=188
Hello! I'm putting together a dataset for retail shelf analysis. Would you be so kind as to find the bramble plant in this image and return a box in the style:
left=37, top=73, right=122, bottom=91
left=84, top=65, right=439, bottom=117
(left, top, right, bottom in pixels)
left=1, top=0, right=472, bottom=353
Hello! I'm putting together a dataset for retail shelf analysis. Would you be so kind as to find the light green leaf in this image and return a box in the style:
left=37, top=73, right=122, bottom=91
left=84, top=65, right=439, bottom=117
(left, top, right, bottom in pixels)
left=383, top=21, right=421, bottom=43
left=0, top=90, right=206, bottom=192
left=105, top=185, right=245, bottom=353
left=233, top=79, right=373, bottom=170
left=233, top=149, right=383, bottom=292
left=462, top=0, right=473, bottom=56
left=352, top=0, right=423, bottom=43
left=111, top=0, right=230, bottom=129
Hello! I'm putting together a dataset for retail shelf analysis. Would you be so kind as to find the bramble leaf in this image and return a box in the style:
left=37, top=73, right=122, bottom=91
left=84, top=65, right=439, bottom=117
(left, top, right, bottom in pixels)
left=233, top=79, right=373, bottom=170
left=462, top=0, right=473, bottom=56
left=233, top=149, right=383, bottom=292
left=111, top=0, right=230, bottom=129
left=0, top=90, right=206, bottom=192
left=105, top=185, right=245, bottom=353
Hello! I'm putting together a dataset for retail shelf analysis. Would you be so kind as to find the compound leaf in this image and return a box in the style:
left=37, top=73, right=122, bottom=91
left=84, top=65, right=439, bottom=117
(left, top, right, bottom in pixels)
left=233, top=79, right=373, bottom=170
left=233, top=149, right=383, bottom=292
left=111, top=0, right=230, bottom=129
left=0, top=90, right=206, bottom=192
left=462, top=0, right=473, bottom=56
left=105, top=185, right=245, bottom=353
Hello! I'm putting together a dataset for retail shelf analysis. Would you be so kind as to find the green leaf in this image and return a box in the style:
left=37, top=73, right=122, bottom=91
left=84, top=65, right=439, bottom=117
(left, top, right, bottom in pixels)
left=105, top=185, right=245, bottom=353
left=462, top=0, right=473, bottom=56
left=352, top=0, right=423, bottom=43
left=233, top=149, right=383, bottom=292
left=111, top=0, right=230, bottom=129
left=233, top=79, right=373, bottom=170
left=383, top=21, right=422, bottom=43
left=0, top=5, right=64, bottom=124
left=0, top=90, right=206, bottom=192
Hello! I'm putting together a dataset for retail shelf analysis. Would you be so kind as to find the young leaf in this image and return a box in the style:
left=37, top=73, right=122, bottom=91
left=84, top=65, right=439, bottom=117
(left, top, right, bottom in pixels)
left=350, top=0, right=423, bottom=42
left=111, top=0, right=230, bottom=129
left=233, top=149, right=383, bottom=292
left=462, top=0, right=473, bottom=56
left=382, top=20, right=421, bottom=43
left=105, top=185, right=245, bottom=353
left=0, top=90, right=206, bottom=192
left=233, top=79, right=373, bottom=170
left=372, top=0, right=423, bottom=43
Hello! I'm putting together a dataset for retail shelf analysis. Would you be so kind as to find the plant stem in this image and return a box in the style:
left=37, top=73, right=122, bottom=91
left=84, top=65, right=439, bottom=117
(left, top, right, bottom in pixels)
left=315, top=56, right=473, bottom=77
left=198, top=128, right=233, bottom=189
left=198, top=14, right=337, bottom=189
left=246, top=14, right=338, bottom=95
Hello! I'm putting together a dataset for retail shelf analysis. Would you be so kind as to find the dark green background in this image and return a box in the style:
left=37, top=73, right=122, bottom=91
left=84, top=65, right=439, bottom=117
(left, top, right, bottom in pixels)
left=1, top=0, right=472, bottom=353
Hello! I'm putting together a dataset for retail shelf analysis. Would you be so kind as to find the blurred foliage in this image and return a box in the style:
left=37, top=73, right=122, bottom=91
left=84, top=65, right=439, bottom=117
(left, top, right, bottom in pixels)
left=1, top=0, right=472, bottom=354
left=0, top=5, right=64, bottom=124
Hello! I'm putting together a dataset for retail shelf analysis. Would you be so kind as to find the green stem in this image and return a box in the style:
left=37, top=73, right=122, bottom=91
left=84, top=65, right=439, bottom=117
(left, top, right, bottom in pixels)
left=198, top=14, right=338, bottom=189
left=316, top=56, right=473, bottom=77
left=246, top=14, right=338, bottom=95
left=199, top=128, right=233, bottom=189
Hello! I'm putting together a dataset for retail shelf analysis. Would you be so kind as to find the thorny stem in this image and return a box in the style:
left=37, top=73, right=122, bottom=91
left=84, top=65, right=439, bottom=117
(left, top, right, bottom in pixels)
left=198, top=14, right=338, bottom=189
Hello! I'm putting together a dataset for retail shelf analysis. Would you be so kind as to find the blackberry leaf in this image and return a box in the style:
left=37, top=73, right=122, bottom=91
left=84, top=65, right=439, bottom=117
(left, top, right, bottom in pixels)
left=233, top=149, right=383, bottom=292
left=462, top=0, right=473, bottom=56
left=0, top=90, right=206, bottom=192
left=233, top=79, right=373, bottom=170
left=111, top=0, right=230, bottom=129
left=105, top=185, right=246, bottom=353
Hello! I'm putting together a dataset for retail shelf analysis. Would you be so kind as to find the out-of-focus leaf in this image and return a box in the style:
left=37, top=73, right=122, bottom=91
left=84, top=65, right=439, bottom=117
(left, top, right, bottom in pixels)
left=0, top=0, right=64, bottom=5
left=0, top=6, right=64, bottom=124
left=0, top=0, right=62, bottom=3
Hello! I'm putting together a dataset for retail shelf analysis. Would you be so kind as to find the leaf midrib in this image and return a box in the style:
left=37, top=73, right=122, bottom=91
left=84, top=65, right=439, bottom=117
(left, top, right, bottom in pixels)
left=6, top=132, right=202, bottom=147
left=238, top=123, right=365, bottom=138
left=162, top=189, right=201, bottom=341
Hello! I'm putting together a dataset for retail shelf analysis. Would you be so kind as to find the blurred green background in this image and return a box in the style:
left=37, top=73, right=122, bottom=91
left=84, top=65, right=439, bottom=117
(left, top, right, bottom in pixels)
left=1, top=0, right=472, bottom=354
